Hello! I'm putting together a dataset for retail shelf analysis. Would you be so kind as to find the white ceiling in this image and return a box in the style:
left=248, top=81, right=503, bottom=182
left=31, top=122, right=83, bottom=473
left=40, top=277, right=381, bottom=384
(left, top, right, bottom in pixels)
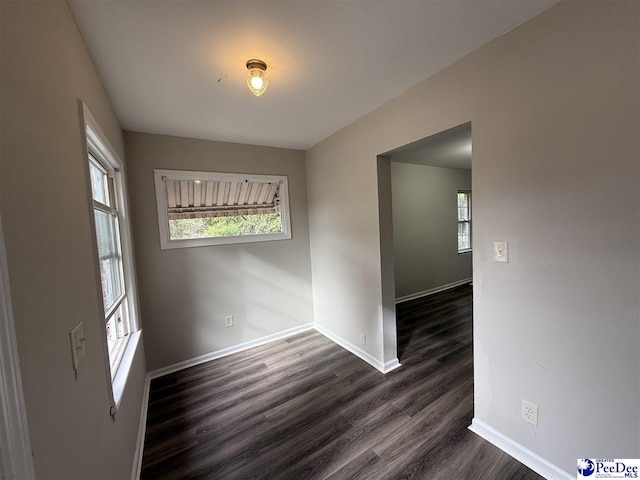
left=389, top=122, right=472, bottom=170
left=69, top=1, right=558, bottom=150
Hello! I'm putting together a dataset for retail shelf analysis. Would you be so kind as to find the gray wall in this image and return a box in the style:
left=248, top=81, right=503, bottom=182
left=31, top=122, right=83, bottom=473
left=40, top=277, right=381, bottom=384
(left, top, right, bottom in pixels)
left=390, top=162, right=472, bottom=299
left=306, top=0, right=639, bottom=473
left=0, top=2, right=147, bottom=478
left=125, top=132, right=315, bottom=371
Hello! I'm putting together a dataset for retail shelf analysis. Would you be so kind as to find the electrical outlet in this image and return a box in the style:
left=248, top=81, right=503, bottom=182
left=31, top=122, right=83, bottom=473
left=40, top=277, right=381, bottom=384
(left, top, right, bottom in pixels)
left=225, top=315, right=234, bottom=328
left=360, top=333, right=366, bottom=345
left=521, top=399, right=538, bottom=426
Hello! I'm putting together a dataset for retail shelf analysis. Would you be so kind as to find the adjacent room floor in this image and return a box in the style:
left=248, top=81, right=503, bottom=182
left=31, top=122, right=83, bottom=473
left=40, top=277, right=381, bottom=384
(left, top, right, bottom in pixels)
left=140, top=285, right=541, bottom=479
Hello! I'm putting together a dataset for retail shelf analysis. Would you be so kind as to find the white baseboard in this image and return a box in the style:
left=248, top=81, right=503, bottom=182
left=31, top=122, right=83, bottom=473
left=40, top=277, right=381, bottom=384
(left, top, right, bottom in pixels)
left=468, top=418, right=572, bottom=480
left=395, top=277, right=472, bottom=304
left=131, top=373, right=150, bottom=480
left=148, top=323, right=314, bottom=379
left=135, top=321, right=400, bottom=477
left=135, top=323, right=312, bottom=478
left=314, top=323, right=400, bottom=374
left=382, top=358, right=402, bottom=373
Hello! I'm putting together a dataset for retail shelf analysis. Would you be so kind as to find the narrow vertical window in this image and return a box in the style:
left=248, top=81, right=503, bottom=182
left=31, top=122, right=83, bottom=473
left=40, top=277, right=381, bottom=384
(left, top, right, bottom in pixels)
left=89, top=153, right=130, bottom=376
left=83, top=104, right=141, bottom=414
left=457, top=190, right=472, bottom=253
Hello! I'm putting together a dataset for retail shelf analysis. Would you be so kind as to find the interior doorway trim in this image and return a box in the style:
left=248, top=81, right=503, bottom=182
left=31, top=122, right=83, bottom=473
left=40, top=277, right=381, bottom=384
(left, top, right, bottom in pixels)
left=0, top=214, right=35, bottom=479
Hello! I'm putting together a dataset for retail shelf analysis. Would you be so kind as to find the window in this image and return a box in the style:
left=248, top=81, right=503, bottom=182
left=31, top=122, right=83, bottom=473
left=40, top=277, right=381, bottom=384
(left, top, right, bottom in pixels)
left=89, top=153, right=130, bottom=375
left=457, top=190, right=472, bottom=253
left=83, top=104, right=141, bottom=415
left=154, top=169, right=292, bottom=249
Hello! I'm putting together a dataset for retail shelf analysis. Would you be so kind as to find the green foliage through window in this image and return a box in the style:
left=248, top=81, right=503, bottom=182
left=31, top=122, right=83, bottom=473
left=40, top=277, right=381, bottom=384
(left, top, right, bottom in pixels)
left=169, top=213, right=282, bottom=240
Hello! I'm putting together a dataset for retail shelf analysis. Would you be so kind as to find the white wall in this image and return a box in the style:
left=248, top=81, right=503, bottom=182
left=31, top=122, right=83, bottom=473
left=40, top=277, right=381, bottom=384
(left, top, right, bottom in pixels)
left=0, top=2, right=147, bottom=478
left=390, top=162, right=472, bottom=299
left=306, top=0, right=639, bottom=473
left=124, top=132, right=315, bottom=371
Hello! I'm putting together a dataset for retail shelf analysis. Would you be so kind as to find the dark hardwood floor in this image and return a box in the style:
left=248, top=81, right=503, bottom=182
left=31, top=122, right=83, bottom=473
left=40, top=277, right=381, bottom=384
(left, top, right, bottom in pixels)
left=141, top=285, right=542, bottom=479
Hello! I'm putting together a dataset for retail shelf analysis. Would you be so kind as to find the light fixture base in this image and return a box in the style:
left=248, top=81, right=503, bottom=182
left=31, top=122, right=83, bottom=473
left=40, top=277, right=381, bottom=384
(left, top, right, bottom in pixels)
left=246, top=59, right=267, bottom=72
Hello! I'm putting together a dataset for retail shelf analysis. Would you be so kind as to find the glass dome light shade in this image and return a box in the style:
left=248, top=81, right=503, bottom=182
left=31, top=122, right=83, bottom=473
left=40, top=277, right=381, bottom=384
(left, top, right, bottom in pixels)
left=246, top=59, right=268, bottom=97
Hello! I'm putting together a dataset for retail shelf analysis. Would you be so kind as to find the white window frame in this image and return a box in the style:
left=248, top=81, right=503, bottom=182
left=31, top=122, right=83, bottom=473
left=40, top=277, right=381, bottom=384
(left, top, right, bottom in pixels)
left=457, top=190, right=472, bottom=254
left=89, top=151, right=130, bottom=375
left=81, top=103, right=141, bottom=415
left=154, top=169, right=292, bottom=249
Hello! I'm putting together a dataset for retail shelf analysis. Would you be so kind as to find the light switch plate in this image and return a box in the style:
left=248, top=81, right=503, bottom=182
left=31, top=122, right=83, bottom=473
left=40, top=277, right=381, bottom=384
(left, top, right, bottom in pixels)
left=493, top=241, right=509, bottom=263
left=70, top=321, right=86, bottom=376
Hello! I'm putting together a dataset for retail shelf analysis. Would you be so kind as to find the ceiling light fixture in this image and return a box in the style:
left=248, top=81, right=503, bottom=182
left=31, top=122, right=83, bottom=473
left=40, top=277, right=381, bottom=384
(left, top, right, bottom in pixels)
left=246, top=59, right=268, bottom=97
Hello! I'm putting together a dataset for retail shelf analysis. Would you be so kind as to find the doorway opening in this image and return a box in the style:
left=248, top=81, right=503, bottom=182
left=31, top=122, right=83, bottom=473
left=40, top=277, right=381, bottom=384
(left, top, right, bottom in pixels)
left=377, top=121, right=472, bottom=363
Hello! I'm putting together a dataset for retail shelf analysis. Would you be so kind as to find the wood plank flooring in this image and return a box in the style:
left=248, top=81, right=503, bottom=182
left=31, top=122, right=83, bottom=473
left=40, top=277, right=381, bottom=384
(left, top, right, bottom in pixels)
left=141, top=285, right=542, bottom=479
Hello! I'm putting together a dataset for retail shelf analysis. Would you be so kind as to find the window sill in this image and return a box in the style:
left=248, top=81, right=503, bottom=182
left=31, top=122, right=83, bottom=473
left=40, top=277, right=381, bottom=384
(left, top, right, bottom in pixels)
left=458, top=249, right=473, bottom=255
left=162, top=231, right=291, bottom=249
left=108, top=335, right=129, bottom=377
left=111, top=330, right=142, bottom=412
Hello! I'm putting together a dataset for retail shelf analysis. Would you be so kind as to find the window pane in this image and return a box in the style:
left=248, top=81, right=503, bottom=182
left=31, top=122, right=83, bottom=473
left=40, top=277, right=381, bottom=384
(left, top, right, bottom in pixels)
left=94, top=209, right=123, bottom=310
left=457, top=192, right=472, bottom=252
left=168, top=213, right=283, bottom=240
left=458, top=233, right=470, bottom=250
left=89, top=160, right=110, bottom=206
left=457, top=193, right=470, bottom=221
left=458, top=221, right=471, bottom=251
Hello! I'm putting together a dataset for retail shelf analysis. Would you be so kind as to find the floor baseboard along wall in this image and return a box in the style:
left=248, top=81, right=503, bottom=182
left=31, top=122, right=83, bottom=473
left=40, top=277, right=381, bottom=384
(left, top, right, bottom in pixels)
left=131, top=375, right=151, bottom=480
left=468, top=419, right=573, bottom=480
left=395, top=277, right=472, bottom=304
left=132, top=317, right=565, bottom=480
left=147, top=323, right=315, bottom=380
left=313, top=322, right=401, bottom=374
left=132, top=321, right=401, bottom=477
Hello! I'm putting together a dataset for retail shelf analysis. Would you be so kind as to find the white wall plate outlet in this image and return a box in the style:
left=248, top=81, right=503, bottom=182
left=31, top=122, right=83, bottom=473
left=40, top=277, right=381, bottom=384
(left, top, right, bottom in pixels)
left=521, top=399, right=538, bottom=426
left=225, top=315, right=234, bottom=328
left=493, top=241, right=509, bottom=263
